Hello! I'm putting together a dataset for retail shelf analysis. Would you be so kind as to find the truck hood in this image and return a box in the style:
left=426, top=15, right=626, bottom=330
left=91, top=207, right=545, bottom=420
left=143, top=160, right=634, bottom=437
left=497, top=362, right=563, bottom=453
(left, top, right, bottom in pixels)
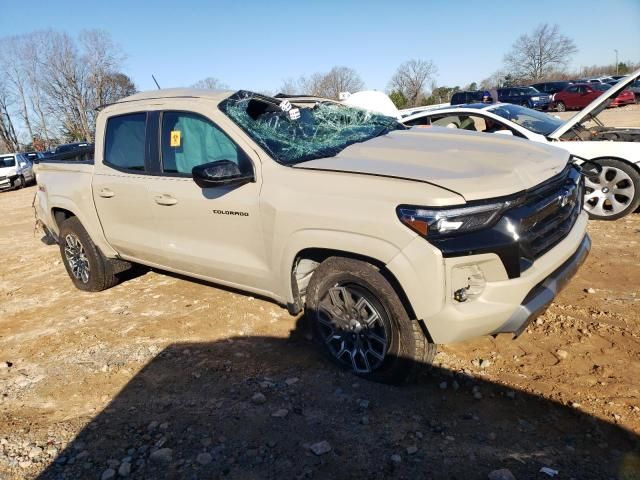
left=294, top=128, right=569, bottom=201
left=549, top=67, right=640, bottom=139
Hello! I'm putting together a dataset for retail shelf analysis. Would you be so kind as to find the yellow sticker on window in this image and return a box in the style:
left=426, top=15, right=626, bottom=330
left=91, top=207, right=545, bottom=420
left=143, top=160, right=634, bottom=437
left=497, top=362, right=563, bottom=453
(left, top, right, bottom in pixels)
left=170, top=130, right=181, bottom=147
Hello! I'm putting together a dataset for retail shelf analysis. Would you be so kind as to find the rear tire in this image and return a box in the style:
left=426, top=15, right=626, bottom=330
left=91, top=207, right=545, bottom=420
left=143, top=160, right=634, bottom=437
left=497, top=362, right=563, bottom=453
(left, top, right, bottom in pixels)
left=583, top=158, right=640, bottom=221
left=58, top=216, right=120, bottom=291
left=555, top=101, right=566, bottom=112
left=305, top=257, right=436, bottom=384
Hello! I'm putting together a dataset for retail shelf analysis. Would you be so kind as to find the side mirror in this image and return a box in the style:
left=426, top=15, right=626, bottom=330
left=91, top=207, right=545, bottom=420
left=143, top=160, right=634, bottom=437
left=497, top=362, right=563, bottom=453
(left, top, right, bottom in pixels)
left=494, top=129, right=513, bottom=136
left=192, top=160, right=254, bottom=188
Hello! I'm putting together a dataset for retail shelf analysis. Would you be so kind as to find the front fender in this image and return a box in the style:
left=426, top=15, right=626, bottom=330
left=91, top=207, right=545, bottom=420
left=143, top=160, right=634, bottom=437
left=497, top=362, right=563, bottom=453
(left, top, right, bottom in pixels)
left=277, top=229, right=406, bottom=305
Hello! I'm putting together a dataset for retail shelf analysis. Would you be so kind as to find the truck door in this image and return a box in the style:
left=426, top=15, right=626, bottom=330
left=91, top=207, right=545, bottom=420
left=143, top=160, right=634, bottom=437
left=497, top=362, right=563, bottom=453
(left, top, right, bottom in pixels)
left=144, top=110, right=270, bottom=292
left=92, top=112, right=158, bottom=259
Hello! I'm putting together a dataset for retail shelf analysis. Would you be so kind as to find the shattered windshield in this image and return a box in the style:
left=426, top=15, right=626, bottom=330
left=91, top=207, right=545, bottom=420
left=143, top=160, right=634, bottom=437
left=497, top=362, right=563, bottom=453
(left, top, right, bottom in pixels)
left=219, top=90, right=405, bottom=165
left=0, top=156, right=16, bottom=168
left=490, top=104, right=564, bottom=136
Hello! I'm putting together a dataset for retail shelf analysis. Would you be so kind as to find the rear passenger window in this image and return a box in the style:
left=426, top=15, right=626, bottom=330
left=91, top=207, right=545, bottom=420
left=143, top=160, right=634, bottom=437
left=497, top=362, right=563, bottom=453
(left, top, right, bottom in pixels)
left=161, top=111, right=245, bottom=175
left=104, top=113, right=146, bottom=171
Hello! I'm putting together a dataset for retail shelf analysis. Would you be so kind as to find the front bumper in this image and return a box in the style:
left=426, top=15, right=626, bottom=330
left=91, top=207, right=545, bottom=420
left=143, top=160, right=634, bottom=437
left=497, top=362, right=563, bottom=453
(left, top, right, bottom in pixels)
left=492, top=233, right=590, bottom=337
left=0, top=175, right=17, bottom=190
left=531, top=102, right=550, bottom=110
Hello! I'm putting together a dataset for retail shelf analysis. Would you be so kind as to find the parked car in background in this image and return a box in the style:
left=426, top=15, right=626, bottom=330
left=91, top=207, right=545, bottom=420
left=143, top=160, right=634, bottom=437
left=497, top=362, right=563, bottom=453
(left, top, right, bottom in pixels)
left=33, top=88, right=590, bottom=383
left=552, top=83, right=635, bottom=111
left=450, top=90, right=491, bottom=105
left=628, top=79, right=640, bottom=100
left=393, top=69, right=640, bottom=221
left=577, top=77, right=616, bottom=85
left=530, top=81, right=573, bottom=97
left=0, top=152, right=37, bottom=190
left=496, top=87, right=551, bottom=110
left=35, top=143, right=95, bottom=163
left=53, top=142, right=92, bottom=156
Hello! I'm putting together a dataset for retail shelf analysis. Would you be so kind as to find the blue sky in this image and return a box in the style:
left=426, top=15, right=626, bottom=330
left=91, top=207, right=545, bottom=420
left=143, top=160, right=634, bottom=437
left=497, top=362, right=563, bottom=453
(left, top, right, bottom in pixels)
left=1, top=0, right=639, bottom=92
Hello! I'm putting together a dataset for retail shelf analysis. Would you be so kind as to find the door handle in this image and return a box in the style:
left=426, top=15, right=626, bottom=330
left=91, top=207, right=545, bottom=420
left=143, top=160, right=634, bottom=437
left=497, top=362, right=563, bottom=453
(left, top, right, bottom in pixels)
left=99, top=188, right=115, bottom=198
left=154, top=194, right=178, bottom=206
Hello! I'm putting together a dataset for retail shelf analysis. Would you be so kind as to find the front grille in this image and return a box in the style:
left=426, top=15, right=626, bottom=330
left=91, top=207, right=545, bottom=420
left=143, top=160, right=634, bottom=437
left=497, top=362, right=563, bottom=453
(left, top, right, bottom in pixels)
left=505, top=166, right=583, bottom=270
left=0, top=176, right=6, bottom=181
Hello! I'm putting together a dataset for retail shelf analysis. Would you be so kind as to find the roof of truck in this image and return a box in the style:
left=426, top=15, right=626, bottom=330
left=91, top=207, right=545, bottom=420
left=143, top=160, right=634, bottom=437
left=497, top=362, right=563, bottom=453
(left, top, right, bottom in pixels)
left=116, top=88, right=235, bottom=104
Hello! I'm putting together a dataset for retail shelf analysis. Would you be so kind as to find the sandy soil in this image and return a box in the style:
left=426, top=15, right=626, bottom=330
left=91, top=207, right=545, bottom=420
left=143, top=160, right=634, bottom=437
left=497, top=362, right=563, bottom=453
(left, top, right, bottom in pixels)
left=1, top=110, right=639, bottom=479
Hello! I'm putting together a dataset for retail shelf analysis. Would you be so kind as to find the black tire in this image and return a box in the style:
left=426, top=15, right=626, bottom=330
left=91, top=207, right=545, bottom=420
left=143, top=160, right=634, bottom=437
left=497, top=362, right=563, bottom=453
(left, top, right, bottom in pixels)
left=584, top=158, right=640, bottom=221
left=305, top=257, right=436, bottom=384
left=555, top=101, right=566, bottom=112
left=58, top=216, right=120, bottom=291
left=13, top=175, right=25, bottom=189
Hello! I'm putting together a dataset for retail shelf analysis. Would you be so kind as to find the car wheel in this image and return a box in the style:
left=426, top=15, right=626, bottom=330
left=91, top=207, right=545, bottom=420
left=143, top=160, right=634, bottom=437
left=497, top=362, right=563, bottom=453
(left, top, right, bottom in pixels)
left=58, top=216, right=120, bottom=291
left=305, top=257, right=436, bottom=384
left=583, top=159, right=640, bottom=221
left=13, top=175, right=25, bottom=189
left=555, top=101, right=566, bottom=112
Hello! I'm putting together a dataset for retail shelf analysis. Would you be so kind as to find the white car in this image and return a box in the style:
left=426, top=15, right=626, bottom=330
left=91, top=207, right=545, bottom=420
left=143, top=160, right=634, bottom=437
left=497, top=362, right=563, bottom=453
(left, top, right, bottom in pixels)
left=396, top=69, right=640, bottom=221
left=0, top=152, right=37, bottom=191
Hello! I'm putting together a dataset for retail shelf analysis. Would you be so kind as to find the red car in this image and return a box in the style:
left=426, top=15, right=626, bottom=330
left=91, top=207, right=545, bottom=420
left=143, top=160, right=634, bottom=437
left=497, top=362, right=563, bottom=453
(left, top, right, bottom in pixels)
left=552, top=83, right=636, bottom=111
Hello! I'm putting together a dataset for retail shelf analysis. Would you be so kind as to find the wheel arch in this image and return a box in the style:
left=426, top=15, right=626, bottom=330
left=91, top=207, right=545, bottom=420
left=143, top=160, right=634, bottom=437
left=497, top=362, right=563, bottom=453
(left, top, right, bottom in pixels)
left=51, top=207, right=76, bottom=231
left=289, top=247, right=422, bottom=335
left=589, top=155, right=640, bottom=175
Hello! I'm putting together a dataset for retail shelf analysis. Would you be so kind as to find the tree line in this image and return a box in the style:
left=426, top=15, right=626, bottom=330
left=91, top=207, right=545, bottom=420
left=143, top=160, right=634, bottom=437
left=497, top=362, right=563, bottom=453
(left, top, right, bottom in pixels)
left=0, top=30, right=135, bottom=153
left=1, top=24, right=637, bottom=153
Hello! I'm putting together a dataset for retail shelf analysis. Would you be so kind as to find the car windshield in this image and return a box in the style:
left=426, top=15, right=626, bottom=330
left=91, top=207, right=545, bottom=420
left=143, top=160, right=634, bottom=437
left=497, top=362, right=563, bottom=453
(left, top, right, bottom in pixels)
left=0, top=156, right=16, bottom=168
left=490, top=104, right=564, bottom=136
left=219, top=90, right=405, bottom=165
left=522, top=87, right=540, bottom=94
left=593, top=84, right=610, bottom=91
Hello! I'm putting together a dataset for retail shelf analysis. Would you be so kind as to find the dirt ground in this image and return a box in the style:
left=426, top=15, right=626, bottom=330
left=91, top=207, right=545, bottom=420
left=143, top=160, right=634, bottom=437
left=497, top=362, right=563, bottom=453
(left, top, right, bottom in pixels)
left=1, top=106, right=639, bottom=479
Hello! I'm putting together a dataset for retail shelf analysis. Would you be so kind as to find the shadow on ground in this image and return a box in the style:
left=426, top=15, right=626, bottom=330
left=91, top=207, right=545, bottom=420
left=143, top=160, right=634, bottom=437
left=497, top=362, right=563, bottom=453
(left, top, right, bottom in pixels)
left=39, top=317, right=639, bottom=480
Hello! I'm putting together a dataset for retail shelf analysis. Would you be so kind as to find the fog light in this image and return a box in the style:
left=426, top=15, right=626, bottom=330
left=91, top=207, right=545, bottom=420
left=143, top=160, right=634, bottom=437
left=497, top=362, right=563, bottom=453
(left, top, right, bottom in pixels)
left=451, top=264, right=486, bottom=302
left=454, top=288, right=468, bottom=302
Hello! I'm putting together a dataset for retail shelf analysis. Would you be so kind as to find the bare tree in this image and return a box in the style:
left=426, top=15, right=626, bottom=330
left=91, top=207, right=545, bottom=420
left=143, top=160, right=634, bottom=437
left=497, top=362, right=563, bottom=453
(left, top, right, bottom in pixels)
left=388, top=59, right=438, bottom=107
left=504, top=24, right=577, bottom=81
left=0, top=78, right=20, bottom=152
left=36, top=30, right=132, bottom=142
left=22, top=32, right=52, bottom=146
left=278, top=77, right=304, bottom=95
left=191, top=77, right=229, bottom=89
left=0, top=36, right=35, bottom=141
left=315, top=66, right=364, bottom=98
left=279, top=67, right=364, bottom=99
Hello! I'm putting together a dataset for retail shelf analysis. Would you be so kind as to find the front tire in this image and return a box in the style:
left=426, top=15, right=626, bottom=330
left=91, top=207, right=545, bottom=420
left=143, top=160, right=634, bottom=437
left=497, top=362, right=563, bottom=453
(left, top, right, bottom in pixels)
left=584, top=159, right=640, bottom=220
left=305, top=257, right=436, bottom=384
left=13, top=175, right=25, bottom=189
left=58, top=216, right=120, bottom=291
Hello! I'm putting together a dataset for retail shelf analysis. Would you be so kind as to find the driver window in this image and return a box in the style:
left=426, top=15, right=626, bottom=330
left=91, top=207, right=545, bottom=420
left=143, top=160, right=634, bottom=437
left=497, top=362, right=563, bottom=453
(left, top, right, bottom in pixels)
left=161, top=111, right=241, bottom=175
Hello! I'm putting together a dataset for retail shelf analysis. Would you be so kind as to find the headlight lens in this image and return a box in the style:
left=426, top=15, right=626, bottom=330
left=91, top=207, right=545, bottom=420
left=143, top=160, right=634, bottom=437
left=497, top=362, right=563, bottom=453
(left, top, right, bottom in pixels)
left=531, top=96, right=540, bottom=101
left=397, top=202, right=510, bottom=237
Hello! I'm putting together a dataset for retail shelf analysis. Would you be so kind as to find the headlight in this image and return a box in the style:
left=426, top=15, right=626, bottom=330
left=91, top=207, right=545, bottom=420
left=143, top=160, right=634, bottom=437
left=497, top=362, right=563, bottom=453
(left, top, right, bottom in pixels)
left=531, top=96, right=540, bottom=101
left=397, top=202, right=510, bottom=237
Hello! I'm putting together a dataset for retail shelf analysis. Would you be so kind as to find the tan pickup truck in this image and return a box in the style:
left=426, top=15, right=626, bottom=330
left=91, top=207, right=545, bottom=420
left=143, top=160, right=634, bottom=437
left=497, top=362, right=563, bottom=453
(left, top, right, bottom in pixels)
left=34, top=89, right=590, bottom=383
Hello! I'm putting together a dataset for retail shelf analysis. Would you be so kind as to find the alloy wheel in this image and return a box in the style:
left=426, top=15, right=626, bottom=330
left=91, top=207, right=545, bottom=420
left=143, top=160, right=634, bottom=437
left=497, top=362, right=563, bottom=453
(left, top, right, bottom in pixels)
left=315, top=284, right=390, bottom=373
left=584, top=166, right=635, bottom=217
left=64, top=234, right=90, bottom=283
